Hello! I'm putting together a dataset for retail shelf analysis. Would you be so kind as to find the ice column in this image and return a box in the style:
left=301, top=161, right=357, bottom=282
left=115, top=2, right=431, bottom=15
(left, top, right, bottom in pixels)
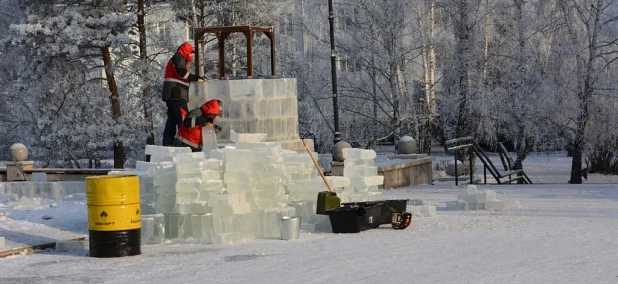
left=283, top=151, right=350, bottom=233
left=143, top=145, right=222, bottom=243
left=341, top=148, right=384, bottom=202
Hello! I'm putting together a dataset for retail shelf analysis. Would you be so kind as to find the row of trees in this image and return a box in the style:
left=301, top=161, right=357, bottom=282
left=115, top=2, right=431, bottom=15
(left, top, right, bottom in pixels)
left=0, top=0, right=279, bottom=169
left=295, top=0, right=618, bottom=183
left=1, top=0, right=617, bottom=183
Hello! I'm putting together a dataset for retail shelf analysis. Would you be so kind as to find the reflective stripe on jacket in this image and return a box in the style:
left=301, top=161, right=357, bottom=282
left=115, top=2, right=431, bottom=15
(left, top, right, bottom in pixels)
left=175, top=100, right=221, bottom=148
left=161, top=42, right=196, bottom=101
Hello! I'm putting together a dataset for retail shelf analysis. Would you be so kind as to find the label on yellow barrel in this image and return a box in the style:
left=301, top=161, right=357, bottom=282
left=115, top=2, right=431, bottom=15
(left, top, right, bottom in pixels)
left=86, top=175, right=140, bottom=205
left=88, top=203, right=141, bottom=231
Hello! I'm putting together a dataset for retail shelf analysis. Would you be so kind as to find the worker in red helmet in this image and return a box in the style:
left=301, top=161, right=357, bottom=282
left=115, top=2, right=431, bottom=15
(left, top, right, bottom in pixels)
left=174, top=99, right=223, bottom=152
left=161, top=42, right=204, bottom=146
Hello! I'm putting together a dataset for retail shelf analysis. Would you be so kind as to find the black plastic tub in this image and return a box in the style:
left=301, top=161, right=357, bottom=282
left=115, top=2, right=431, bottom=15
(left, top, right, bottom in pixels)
left=342, top=199, right=408, bottom=225
left=326, top=204, right=382, bottom=233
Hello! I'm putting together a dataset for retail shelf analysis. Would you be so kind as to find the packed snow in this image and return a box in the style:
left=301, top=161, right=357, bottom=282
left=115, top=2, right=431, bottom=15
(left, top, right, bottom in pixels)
left=1, top=152, right=617, bottom=284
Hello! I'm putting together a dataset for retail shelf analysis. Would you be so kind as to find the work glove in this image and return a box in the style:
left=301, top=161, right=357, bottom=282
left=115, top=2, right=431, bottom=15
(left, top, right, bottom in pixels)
left=194, top=116, right=210, bottom=127
left=213, top=124, right=222, bottom=133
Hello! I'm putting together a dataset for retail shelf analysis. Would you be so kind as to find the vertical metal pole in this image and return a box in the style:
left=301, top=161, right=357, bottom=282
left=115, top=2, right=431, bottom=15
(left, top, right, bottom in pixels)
left=484, top=166, right=487, bottom=184
left=218, top=35, right=225, bottom=79
left=194, top=32, right=201, bottom=76
left=270, top=31, right=276, bottom=76
left=246, top=31, right=254, bottom=78
left=469, top=148, right=473, bottom=184
left=328, top=0, right=341, bottom=142
left=454, top=154, right=458, bottom=186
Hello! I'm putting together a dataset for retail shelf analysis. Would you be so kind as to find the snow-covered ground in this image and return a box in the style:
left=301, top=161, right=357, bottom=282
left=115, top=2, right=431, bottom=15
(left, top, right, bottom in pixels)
left=1, top=152, right=618, bottom=284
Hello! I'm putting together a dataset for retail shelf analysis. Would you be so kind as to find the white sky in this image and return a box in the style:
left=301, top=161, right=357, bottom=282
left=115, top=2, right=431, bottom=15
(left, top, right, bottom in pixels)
left=1, top=152, right=617, bottom=284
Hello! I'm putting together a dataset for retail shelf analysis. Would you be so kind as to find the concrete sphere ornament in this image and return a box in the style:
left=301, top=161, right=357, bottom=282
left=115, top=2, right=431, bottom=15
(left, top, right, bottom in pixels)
left=10, top=143, right=28, bottom=162
left=397, top=136, right=417, bottom=154
left=332, top=141, right=351, bottom=162
left=446, top=160, right=465, bottom=176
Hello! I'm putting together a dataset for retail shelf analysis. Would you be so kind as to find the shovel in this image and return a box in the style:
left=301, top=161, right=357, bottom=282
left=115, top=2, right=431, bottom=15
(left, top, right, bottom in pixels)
left=301, top=139, right=341, bottom=214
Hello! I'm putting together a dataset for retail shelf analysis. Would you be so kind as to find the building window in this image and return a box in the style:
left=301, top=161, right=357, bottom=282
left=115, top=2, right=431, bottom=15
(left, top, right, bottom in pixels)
left=155, top=21, right=171, bottom=41
left=338, top=53, right=357, bottom=72
left=279, top=13, right=293, bottom=36
left=187, top=22, right=194, bottom=41
left=337, top=8, right=347, bottom=31
left=337, top=7, right=357, bottom=31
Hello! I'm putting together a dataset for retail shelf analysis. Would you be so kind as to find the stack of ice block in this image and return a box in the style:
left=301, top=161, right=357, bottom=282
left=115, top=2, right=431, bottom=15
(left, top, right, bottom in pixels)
left=141, top=145, right=224, bottom=243
left=341, top=148, right=384, bottom=202
left=446, top=185, right=522, bottom=210
left=190, top=79, right=304, bottom=152
left=140, top=214, right=165, bottom=244
left=152, top=152, right=222, bottom=215
left=287, top=176, right=350, bottom=202
left=137, top=142, right=390, bottom=244
left=210, top=142, right=296, bottom=242
left=108, top=168, right=156, bottom=214
left=282, top=151, right=351, bottom=233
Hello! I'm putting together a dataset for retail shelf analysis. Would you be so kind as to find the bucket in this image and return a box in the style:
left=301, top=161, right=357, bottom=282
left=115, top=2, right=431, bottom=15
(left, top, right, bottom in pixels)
left=86, top=175, right=141, bottom=258
left=279, top=216, right=301, bottom=240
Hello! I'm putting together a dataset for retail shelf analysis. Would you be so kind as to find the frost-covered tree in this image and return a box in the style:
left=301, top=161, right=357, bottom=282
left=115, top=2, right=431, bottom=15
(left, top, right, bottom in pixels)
left=6, top=0, right=136, bottom=168
left=412, top=0, right=444, bottom=154
left=171, top=0, right=281, bottom=78
left=477, top=0, right=551, bottom=172
left=554, top=0, right=618, bottom=183
left=0, top=0, right=27, bottom=157
left=308, top=0, right=419, bottom=149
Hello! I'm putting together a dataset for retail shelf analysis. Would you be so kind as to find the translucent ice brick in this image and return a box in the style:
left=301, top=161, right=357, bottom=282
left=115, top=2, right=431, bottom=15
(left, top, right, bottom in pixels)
left=342, top=148, right=377, bottom=160
left=344, top=158, right=375, bottom=167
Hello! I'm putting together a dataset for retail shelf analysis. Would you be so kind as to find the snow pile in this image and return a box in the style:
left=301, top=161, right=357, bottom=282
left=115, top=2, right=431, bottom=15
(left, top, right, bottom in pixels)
left=446, top=185, right=522, bottom=211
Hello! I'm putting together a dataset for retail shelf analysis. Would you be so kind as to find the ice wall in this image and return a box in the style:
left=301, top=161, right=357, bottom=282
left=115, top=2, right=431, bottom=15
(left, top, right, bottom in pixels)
left=188, top=79, right=304, bottom=152
left=127, top=142, right=385, bottom=245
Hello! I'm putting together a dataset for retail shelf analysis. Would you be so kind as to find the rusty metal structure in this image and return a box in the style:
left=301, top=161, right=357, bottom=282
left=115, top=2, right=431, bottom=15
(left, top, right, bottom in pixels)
left=193, top=25, right=276, bottom=79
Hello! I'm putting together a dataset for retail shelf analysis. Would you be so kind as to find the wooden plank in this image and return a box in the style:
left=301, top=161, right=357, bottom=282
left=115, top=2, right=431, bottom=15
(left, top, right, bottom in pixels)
left=0, top=237, right=86, bottom=258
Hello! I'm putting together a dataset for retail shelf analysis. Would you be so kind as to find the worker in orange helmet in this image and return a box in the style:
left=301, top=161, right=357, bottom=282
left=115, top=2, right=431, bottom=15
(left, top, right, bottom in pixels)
left=174, top=99, right=223, bottom=152
left=161, top=42, right=204, bottom=146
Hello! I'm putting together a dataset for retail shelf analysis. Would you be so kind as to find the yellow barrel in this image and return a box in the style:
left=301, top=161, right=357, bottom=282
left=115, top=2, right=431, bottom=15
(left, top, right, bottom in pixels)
left=86, top=175, right=140, bottom=206
left=86, top=175, right=141, bottom=258
left=87, top=203, right=141, bottom=231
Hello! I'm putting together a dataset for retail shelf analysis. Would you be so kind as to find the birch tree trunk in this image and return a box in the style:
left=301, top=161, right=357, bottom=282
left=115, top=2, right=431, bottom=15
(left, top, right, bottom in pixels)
left=415, top=0, right=438, bottom=154
left=454, top=0, right=473, bottom=138
left=511, top=0, right=534, bottom=179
